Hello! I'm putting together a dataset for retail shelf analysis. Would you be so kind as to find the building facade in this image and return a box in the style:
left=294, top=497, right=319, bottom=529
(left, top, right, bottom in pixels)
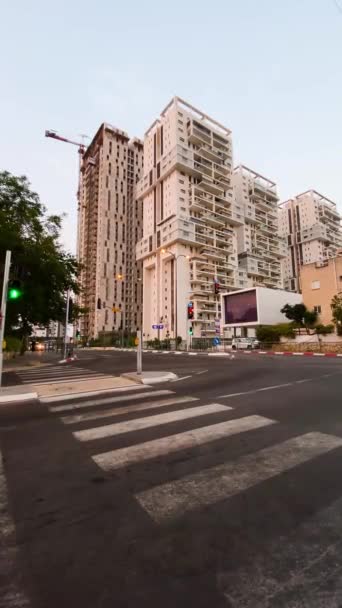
left=136, top=97, right=244, bottom=340
left=279, top=190, right=342, bottom=292
left=78, top=123, right=143, bottom=339
left=233, top=165, right=286, bottom=289
left=300, top=254, right=342, bottom=326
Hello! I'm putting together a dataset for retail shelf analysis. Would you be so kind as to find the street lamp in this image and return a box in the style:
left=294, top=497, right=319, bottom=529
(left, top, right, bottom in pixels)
left=161, top=249, right=190, bottom=348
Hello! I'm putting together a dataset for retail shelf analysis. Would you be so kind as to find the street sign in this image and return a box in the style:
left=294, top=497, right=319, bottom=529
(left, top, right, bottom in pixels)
left=213, top=337, right=220, bottom=346
left=112, top=307, right=121, bottom=313
left=152, top=324, right=164, bottom=330
left=135, top=337, right=139, bottom=346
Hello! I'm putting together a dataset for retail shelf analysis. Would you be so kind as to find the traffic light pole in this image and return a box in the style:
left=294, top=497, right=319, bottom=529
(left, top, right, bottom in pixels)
left=0, top=251, right=12, bottom=388
left=63, top=289, right=70, bottom=360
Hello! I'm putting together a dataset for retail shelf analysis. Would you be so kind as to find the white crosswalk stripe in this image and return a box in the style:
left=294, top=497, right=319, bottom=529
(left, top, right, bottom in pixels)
left=92, top=415, right=274, bottom=471
left=136, top=432, right=342, bottom=524
left=17, top=364, right=114, bottom=385
left=62, top=395, right=199, bottom=424
left=51, top=385, right=342, bottom=549
left=72, top=403, right=230, bottom=442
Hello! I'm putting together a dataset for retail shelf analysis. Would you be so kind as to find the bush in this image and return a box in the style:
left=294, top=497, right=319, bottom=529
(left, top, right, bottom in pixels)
left=315, top=324, right=334, bottom=336
left=256, top=326, right=281, bottom=343
left=275, top=323, right=296, bottom=339
left=4, top=336, right=21, bottom=354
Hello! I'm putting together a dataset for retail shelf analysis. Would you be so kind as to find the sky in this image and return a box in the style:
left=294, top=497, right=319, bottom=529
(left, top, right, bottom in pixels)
left=1, top=0, right=341, bottom=253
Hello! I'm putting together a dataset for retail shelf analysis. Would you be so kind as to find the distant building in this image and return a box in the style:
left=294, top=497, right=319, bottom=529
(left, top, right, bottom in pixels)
left=78, top=123, right=144, bottom=339
left=279, top=190, right=342, bottom=292
left=300, top=254, right=342, bottom=326
left=136, top=96, right=244, bottom=340
left=233, top=165, right=286, bottom=289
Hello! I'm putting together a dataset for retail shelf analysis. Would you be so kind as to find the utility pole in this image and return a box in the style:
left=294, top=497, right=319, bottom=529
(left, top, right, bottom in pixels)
left=136, top=328, right=142, bottom=376
left=0, top=251, right=11, bottom=388
left=63, top=289, right=70, bottom=360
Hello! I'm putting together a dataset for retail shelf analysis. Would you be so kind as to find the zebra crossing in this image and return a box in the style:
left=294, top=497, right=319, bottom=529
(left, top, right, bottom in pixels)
left=48, top=386, right=342, bottom=528
left=16, top=363, right=115, bottom=385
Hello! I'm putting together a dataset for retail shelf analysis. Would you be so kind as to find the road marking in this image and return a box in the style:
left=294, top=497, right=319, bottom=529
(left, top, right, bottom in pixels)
left=136, top=432, right=342, bottom=524
left=40, top=384, right=147, bottom=403
left=171, top=375, right=192, bottom=382
left=49, top=389, right=174, bottom=413
left=62, top=396, right=198, bottom=425
left=218, top=495, right=342, bottom=607
left=93, top=415, right=274, bottom=471
left=195, top=370, right=208, bottom=375
left=218, top=382, right=294, bottom=399
left=188, top=352, right=198, bottom=356
left=73, top=403, right=231, bottom=442
left=0, top=451, right=31, bottom=606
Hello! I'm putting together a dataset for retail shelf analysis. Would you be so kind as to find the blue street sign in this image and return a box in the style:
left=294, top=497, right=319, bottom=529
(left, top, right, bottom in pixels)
left=152, top=324, right=164, bottom=330
left=213, top=337, right=220, bottom=346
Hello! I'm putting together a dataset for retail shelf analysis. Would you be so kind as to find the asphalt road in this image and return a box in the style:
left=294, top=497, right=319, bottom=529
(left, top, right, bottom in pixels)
left=1, top=351, right=342, bottom=607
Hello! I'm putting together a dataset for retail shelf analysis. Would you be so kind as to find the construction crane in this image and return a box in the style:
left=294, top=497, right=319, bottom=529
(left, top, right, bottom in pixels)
left=45, top=130, right=87, bottom=156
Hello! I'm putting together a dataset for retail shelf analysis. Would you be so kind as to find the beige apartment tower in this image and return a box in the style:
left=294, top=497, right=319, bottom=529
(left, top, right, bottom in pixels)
left=136, top=97, right=244, bottom=340
left=233, top=165, right=286, bottom=289
left=78, top=123, right=144, bottom=339
left=279, top=190, right=342, bottom=292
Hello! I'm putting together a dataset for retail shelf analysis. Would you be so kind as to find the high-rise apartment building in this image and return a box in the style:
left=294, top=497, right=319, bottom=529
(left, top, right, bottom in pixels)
left=233, top=165, right=286, bottom=289
left=136, top=97, right=244, bottom=340
left=279, top=190, right=342, bottom=292
left=78, top=123, right=143, bottom=339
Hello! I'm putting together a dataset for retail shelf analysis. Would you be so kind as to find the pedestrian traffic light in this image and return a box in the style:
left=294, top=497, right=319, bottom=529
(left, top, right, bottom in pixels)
left=8, top=280, right=23, bottom=301
left=189, top=325, right=193, bottom=336
left=187, top=302, right=194, bottom=319
left=214, top=280, right=220, bottom=295
left=76, top=330, right=80, bottom=338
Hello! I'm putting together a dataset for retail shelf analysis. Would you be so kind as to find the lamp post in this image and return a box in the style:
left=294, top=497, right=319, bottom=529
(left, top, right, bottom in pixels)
left=161, top=249, right=190, bottom=349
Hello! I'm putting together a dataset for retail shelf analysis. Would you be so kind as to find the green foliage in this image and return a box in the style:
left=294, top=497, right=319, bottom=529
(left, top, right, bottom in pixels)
left=0, top=171, right=81, bottom=338
left=256, top=325, right=281, bottom=343
left=315, top=324, right=334, bottom=336
left=303, top=309, right=318, bottom=332
left=331, top=295, right=342, bottom=331
left=281, top=303, right=307, bottom=326
left=4, top=336, right=21, bottom=353
left=275, top=323, right=296, bottom=339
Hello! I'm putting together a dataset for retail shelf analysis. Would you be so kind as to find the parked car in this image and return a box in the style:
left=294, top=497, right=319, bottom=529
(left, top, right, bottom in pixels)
left=231, top=337, right=260, bottom=350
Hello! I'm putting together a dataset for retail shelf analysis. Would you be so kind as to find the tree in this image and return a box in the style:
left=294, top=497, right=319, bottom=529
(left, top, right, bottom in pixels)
left=281, top=303, right=317, bottom=334
left=281, top=303, right=307, bottom=326
left=0, top=171, right=81, bottom=346
left=331, top=294, right=342, bottom=335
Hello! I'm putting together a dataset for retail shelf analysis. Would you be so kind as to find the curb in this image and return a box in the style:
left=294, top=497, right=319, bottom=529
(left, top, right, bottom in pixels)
left=121, top=371, right=178, bottom=384
left=245, top=350, right=342, bottom=358
left=0, top=390, right=38, bottom=404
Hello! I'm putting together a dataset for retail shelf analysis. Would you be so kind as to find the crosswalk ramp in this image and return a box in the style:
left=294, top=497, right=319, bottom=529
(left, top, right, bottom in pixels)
left=16, top=363, right=114, bottom=385
left=49, top=387, right=342, bottom=531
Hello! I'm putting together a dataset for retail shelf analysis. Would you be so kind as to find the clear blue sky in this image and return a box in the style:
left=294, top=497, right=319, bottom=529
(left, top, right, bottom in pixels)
left=1, top=0, right=341, bottom=252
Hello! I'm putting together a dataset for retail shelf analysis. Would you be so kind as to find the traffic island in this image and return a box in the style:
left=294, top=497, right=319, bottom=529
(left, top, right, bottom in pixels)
left=121, top=371, right=178, bottom=385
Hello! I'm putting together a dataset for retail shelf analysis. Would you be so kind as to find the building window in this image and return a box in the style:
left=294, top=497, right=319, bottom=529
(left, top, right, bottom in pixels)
left=311, top=281, right=320, bottom=290
left=314, top=305, right=322, bottom=313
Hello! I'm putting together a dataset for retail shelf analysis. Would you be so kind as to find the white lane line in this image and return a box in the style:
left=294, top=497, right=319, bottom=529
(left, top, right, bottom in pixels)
left=93, top=415, right=274, bottom=472
left=218, top=496, right=342, bottom=607
left=195, top=370, right=208, bottom=375
left=136, top=432, right=342, bottom=524
left=188, top=352, right=198, bottom=356
left=49, top=389, right=174, bottom=413
left=0, top=451, right=31, bottom=606
left=295, top=378, right=310, bottom=384
left=73, top=403, right=231, bottom=442
left=62, top=396, right=199, bottom=425
left=171, top=375, right=192, bottom=382
left=41, top=384, right=148, bottom=404
left=218, top=382, right=294, bottom=399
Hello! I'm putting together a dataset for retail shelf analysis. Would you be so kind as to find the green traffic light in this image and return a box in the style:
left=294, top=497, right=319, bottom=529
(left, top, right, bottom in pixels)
left=8, top=288, right=20, bottom=300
